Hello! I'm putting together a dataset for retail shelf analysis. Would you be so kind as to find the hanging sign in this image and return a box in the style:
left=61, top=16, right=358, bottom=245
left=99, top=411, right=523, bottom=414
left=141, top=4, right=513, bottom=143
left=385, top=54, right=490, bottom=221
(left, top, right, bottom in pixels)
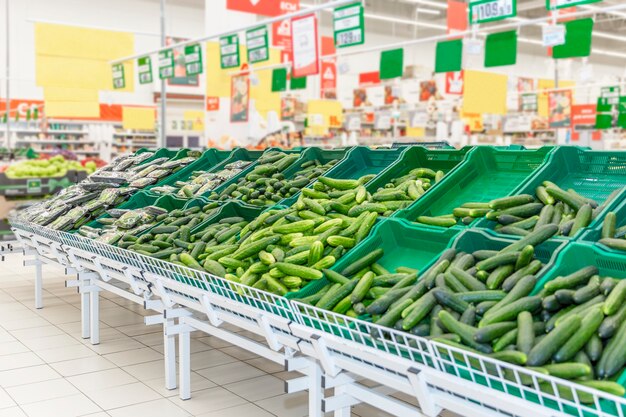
left=291, top=14, right=319, bottom=78
left=112, top=63, right=125, bottom=89
left=445, top=71, right=464, bottom=95
left=345, top=114, right=362, bottom=131
left=469, top=0, right=516, bottom=24
left=546, top=0, right=601, bottom=10
left=226, top=0, right=299, bottom=17
left=158, top=49, right=175, bottom=79
left=220, top=34, right=240, bottom=69
left=137, top=56, right=153, bottom=84
left=333, top=2, right=365, bottom=48
left=246, top=26, right=269, bottom=64
left=375, top=111, right=392, bottom=130
left=521, top=93, right=538, bottom=111
left=184, top=44, right=203, bottom=75
left=598, top=86, right=620, bottom=110
left=206, top=97, right=220, bottom=111
left=542, top=25, right=566, bottom=47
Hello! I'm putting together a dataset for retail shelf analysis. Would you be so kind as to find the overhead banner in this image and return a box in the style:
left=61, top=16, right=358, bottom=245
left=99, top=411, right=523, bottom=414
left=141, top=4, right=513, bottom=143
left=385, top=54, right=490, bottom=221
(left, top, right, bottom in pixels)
left=226, top=0, right=299, bottom=16
left=137, top=56, right=153, bottom=84
left=291, top=14, right=319, bottom=78
left=333, top=2, right=365, bottom=48
left=469, top=0, right=516, bottom=24
left=447, top=0, right=468, bottom=34
left=220, top=34, right=240, bottom=69
left=246, top=26, right=269, bottom=64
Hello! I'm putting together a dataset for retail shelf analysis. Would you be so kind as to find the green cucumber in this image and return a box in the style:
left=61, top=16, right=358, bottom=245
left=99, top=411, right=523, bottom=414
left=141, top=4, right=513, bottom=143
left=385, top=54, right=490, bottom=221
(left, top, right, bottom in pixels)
left=500, top=224, right=558, bottom=254
left=516, top=311, right=534, bottom=355
left=456, top=291, right=506, bottom=303
left=475, top=252, right=520, bottom=271
left=432, top=288, right=469, bottom=314
left=544, top=266, right=598, bottom=294
left=543, top=363, right=592, bottom=379
left=275, top=263, right=323, bottom=280
left=527, top=315, right=582, bottom=366
left=573, top=275, right=600, bottom=304
left=602, top=212, right=617, bottom=239
left=351, top=272, right=375, bottom=304
left=598, top=301, right=626, bottom=339
left=416, top=216, right=457, bottom=228
left=599, top=238, right=626, bottom=251
left=438, top=310, right=492, bottom=354
left=449, top=267, right=487, bottom=291
left=553, top=306, right=604, bottom=363
left=480, top=296, right=542, bottom=327
left=568, top=203, right=593, bottom=236
left=489, top=194, right=535, bottom=210
left=489, top=351, right=527, bottom=366
left=486, top=265, right=514, bottom=290
left=341, top=249, right=384, bottom=277
left=585, top=334, right=603, bottom=362
left=474, top=322, right=517, bottom=343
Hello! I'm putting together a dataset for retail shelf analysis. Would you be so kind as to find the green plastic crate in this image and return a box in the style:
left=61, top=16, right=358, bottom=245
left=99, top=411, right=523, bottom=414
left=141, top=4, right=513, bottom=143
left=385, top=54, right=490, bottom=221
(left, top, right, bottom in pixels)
left=189, top=200, right=265, bottom=235
left=394, top=146, right=554, bottom=227
left=286, top=218, right=461, bottom=300
left=146, top=148, right=232, bottom=190
left=204, top=147, right=301, bottom=198
left=581, top=193, right=626, bottom=254
left=479, top=146, right=626, bottom=240
left=321, top=146, right=405, bottom=180
left=365, top=145, right=472, bottom=195
left=390, top=141, right=456, bottom=150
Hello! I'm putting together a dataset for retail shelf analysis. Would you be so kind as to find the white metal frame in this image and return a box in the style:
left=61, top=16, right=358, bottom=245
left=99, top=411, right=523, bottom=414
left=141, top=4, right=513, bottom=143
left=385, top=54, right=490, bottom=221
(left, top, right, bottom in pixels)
left=11, top=219, right=626, bottom=417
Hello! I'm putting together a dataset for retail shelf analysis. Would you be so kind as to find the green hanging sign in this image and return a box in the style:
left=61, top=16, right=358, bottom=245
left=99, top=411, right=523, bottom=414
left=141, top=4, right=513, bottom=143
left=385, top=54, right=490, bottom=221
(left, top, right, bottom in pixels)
left=158, top=49, right=175, bottom=79
left=184, top=44, right=203, bottom=75
left=333, top=2, right=365, bottom=48
left=112, top=63, right=125, bottom=89
left=220, top=34, right=240, bottom=69
left=598, top=86, right=620, bottom=111
left=138, top=56, right=153, bottom=84
left=470, top=0, right=516, bottom=24
left=546, top=0, right=602, bottom=10
left=521, top=93, right=538, bottom=111
left=246, top=26, right=269, bottom=64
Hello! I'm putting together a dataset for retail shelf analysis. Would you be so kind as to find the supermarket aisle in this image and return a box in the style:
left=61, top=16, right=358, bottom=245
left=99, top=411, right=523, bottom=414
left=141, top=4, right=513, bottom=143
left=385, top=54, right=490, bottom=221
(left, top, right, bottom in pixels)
left=0, top=255, right=410, bottom=417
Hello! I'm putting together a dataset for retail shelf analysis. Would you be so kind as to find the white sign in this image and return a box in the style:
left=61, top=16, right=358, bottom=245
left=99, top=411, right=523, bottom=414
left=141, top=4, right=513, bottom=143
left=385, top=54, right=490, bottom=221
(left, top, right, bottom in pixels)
left=291, top=15, right=319, bottom=77
left=346, top=114, right=362, bottom=131
left=542, top=25, right=566, bottom=47
left=465, top=38, right=483, bottom=55
left=410, top=111, right=428, bottom=128
left=309, top=113, right=324, bottom=127
left=375, top=112, right=392, bottom=130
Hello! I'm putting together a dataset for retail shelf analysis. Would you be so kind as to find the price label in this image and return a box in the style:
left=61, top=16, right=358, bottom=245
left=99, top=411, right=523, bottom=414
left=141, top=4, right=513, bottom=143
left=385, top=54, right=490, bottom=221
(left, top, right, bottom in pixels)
left=112, top=63, right=125, bottom=89
left=291, top=14, right=319, bottom=78
left=184, top=44, right=203, bottom=76
left=521, top=93, right=538, bottom=111
left=542, top=25, right=566, bottom=47
left=410, top=111, right=428, bottom=128
left=598, top=86, right=621, bottom=111
left=27, top=179, right=42, bottom=194
left=375, top=112, right=392, bottom=130
left=464, top=38, right=483, bottom=55
left=220, top=34, right=240, bottom=69
left=137, top=56, right=153, bottom=84
left=246, top=26, right=269, bottom=64
left=158, top=50, right=175, bottom=79
left=469, top=0, right=516, bottom=24
left=346, top=114, right=361, bottom=131
left=333, top=3, right=364, bottom=48
left=546, top=0, right=602, bottom=10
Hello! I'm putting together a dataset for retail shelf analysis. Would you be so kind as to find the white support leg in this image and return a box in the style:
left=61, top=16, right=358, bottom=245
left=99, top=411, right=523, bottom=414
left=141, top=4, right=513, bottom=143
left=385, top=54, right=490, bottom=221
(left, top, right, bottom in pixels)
left=407, top=367, right=442, bottom=417
left=89, top=286, right=100, bottom=345
left=34, top=257, right=43, bottom=309
left=163, top=317, right=177, bottom=391
left=308, top=361, right=324, bottom=417
left=333, top=385, right=352, bottom=417
left=80, top=288, right=90, bottom=339
left=178, top=321, right=191, bottom=400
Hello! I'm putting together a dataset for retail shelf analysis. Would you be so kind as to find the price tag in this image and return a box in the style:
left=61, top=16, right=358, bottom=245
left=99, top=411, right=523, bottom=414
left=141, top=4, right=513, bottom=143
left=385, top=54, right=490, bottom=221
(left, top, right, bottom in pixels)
left=333, top=3, right=364, bottom=48
left=410, top=111, right=428, bottom=128
left=137, top=56, right=153, bottom=84
left=542, top=25, right=566, bottom=47
left=184, top=44, right=203, bottom=76
left=27, top=179, right=42, bottom=194
left=521, top=94, right=538, bottom=111
left=291, top=14, right=319, bottom=78
left=375, top=112, right=392, bottom=130
left=469, top=0, right=516, bottom=24
left=112, top=63, right=125, bottom=89
left=598, top=86, right=620, bottom=111
left=546, top=0, right=601, bottom=10
left=345, top=114, right=361, bottom=131
left=158, top=50, right=175, bottom=79
left=220, top=34, right=240, bottom=69
left=464, top=38, right=483, bottom=55
left=246, top=26, right=269, bottom=64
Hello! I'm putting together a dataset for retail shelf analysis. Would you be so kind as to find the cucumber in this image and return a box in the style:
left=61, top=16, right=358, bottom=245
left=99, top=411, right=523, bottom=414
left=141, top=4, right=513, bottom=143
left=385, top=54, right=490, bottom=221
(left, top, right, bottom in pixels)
left=542, top=295, right=561, bottom=311
left=319, top=177, right=360, bottom=190
left=351, top=272, right=375, bottom=304
left=366, top=287, right=412, bottom=315
left=489, top=194, right=535, bottom=210
left=438, top=311, right=492, bottom=354
left=232, top=236, right=281, bottom=260
left=585, top=334, right=603, bottom=362
left=573, top=275, right=600, bottom=304
left=497, top=226, right=529, bottom=236
left=515, top=245, right=534, bottom=271
left=602, top=212, right=617, bottom=239
left=534, top=204, right=555, bottom=230
left=476, top=301, right=498, bottom=316
left=543, top=363, right=592, bottom=379
left=449, top=267, right=487, bottom=291
left=552, top=295, right=604, bottom=329
left=498, top=202, right=544, bottom=218
left=486, top=265, right=514, bottom=290
left=599, top=238, right=626, bottom=251
left=372, top=273, right=408, bottom=287
left=545, top=184, right=585, bottom=211
left=577, top=381, right=626, bottom=398
left=203, top=259, right=226, bottom=277
left=605, top=279, right=626, bottom=316
left=553, top=306, right=604, bottom=363
left=489, top=351, right=527, bottom=366
left=535, top=186, right=555, bottom=205
left=598, top=302, right=626, bottom=339
left=275, top=263, right=323, bottom=280
left=554, top=289, right=575, bottom=305
left=544, top=266, right=598, bottom=294
left=327, top=236, right=355, bottom=248
left=460, top=306, right=476, bottom=326
left=475, top=252, right=520, bottom=271
left=480, top=296, right=542, bottom=327
left=527, top=315, right=582, bottom=367
left=474, top=322, right=517, bottom=343
left=312, top=256, right=336, bottom=270
left=416, top=216, right=457, bottom=228
left=341, top=249, right=384, bottom=277
left=317, top=278, right=360, bottom=311
left=402, top=291, right=437, bottom=330
left=376, top=299, right=414, bottom=328
left=443, top=271, right=469, bottom=293
left=516, top=311, right=534, bottom=355
left=432, top=288, right=470, bottom=314
left=488, top=275, right=536, bottom=316
left=273, top=220, right=315, bottom=234
left=598, top=317, right=626, bottom=378
left=500, top=224, right=559, bottom=254
left=456, top=291, right=506, bottom=303
left=568, top=203, right=593, bottom=236
left=180, top=253, right=203, bottom=271
left=600, top=277, right=617, bottom=296
left=151, top=225, right=178, bottom=234
left=494, top=322, right=545, bottom=353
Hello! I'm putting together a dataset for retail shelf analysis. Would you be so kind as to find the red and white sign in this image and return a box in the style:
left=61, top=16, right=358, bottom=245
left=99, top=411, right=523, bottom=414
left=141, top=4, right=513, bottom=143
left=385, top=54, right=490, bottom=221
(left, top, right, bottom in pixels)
left=445, top=71, right=464, bottom=95
left=447, top=0, right=467, bottom=37
left=273, top=20, right=292, bottom=51
left=358, top=71, right=380, bottom=87
left=291, top=14, right=319, bottom=78
left=571, top=104, right=596, bottom=126
left=320, top=37, right=336, bottom=99
left=206, top=96, right=220, bottom=111
left=227, top=0, right=299, bottom=17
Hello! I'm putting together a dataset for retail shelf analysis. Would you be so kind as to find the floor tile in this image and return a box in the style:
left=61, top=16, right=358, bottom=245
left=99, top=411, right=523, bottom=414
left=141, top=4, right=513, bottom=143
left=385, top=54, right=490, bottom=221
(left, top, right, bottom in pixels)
left=224, top=375, right=285, bottom=402
left=168, top=386, right=247, bottom=415
left=0, top=365, right=61, bottom=388
left=0, top=353, right=43, bottom=372
left=246, top=358, right=285, bottom=374
left=143, top=372, right=216, bottom=398
left=67, top=369, right=137, bottom=392
left=219, top=346, right=260, bottom=361
left=34, top=344, right=96, bottom=363
left=0, top=342, right=28, bottom=357
left=103, top=347, right=162, bottom=367
left=50, top=356, right=117, bottom=377
left=0, top=389, right=15, bottom=409
left=190, top=349, right=238, bottom=371
left=20, top=393, right=101, bottom=417
left=6, top=379, right=78, bottom=405
left=84, top=382, right=161, bottom=410
left=21, top=334, right=81, bottom=351
left=256, top=391, right=309, bottom=417
left=122, top=360, right=165, bottom=381
left=197, top=361, right=266, bottom=386
left=0, top=406, right=27, bottom=416
left=107, top=398, right=190, bottom=417
left=196, top=402, right=274, bottom=417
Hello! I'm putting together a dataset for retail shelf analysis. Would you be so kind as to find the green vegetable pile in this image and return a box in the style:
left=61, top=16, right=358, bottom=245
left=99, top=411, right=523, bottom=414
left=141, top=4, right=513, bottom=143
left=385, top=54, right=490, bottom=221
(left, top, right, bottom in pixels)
left=296, top=224, right=626, bottom=400
left=208, top=151, right=309, bottom=206
left=417, top=181, right=622, bottom=238
left=598, top=211, right=626, bottom=252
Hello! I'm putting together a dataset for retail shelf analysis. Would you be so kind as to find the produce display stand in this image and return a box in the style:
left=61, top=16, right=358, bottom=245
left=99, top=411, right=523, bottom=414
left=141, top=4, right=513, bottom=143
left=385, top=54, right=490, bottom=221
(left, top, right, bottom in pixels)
left=9, top=144, right=626, bottom=417
left=0, top=169, right=88, bottom=197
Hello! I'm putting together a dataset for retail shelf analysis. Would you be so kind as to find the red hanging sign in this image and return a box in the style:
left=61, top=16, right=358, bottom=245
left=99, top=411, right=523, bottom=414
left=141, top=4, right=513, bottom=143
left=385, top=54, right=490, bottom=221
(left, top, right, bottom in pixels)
left=445, top=71, right=464, bottom=95
left=226, top=0, right=299, bottom=17
left=358, top=71, right=380, bottom=87
left=206, top=97, right=220, bottom=111
left=291, top=14, right=319, bottom=78
left=447, top=0, right=468, bottom=35
left=320, top=37, right=336, bottom=99
left=571, top=104, right=596, bottom=126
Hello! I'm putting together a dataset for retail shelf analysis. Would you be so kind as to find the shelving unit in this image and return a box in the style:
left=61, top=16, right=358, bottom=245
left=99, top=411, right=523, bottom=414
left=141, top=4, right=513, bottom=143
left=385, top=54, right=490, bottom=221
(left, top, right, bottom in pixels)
left=111, top=126, right=157, bottom=157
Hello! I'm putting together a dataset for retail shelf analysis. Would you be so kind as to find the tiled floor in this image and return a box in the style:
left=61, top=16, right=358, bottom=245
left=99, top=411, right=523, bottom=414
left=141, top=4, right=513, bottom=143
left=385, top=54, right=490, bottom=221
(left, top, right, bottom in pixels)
left=0, top=254, right=432, bottom=417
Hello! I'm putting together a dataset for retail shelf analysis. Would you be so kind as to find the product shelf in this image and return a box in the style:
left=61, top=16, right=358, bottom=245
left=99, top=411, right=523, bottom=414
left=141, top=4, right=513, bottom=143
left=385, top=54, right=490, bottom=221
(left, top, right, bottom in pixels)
left=393, top=146, right=554, bottom=228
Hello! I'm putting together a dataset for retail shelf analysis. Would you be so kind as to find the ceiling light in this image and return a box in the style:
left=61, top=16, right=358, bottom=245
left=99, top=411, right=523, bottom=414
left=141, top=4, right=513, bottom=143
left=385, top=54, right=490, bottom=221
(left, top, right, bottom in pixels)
left=402, top=0, right=448, bottom=9
left=415, top=8, right=441, bottom=16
